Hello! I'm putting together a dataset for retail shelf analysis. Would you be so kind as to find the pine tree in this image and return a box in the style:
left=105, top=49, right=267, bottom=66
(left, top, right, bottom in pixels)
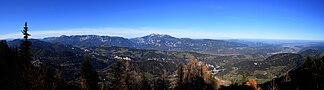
left=80, top=55, right=98, bottom=90
left=19, top=22, right=31, bottom=64
left=18, top=22, right=36, bottom=90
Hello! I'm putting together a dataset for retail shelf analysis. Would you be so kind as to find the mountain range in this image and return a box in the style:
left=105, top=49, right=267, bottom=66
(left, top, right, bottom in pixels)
left=43, top=34, right=290, bottom=55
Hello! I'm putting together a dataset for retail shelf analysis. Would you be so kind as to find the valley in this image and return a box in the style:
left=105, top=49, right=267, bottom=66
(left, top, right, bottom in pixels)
left=6, top=34, right=323, bottom=87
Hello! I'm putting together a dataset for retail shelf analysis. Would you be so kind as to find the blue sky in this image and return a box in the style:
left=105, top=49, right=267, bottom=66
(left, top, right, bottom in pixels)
left=0, top=0, right=323, bottom=40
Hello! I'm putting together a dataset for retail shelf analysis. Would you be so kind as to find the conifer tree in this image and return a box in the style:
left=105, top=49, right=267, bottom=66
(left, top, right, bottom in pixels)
left=19, top=22, right=31, bottom=64
left=18, top=22, right=36, bottom=90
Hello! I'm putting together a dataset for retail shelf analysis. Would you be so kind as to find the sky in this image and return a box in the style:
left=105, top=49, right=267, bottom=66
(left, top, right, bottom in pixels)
left=0, top=0, right=323, bottom=40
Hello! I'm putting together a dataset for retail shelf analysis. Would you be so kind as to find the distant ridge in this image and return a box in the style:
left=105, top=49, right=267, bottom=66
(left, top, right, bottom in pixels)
left=42, top=34, right=248, bottom=54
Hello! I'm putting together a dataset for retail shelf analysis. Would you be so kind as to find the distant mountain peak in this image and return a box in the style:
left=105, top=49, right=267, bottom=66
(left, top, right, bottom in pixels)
left=149, top=33, right=166, bottom=36
left=147, top=33, right=172, bottom=37
left=62, top=35, right=100, bottom=37
left=59, top=35, right=68, bottom=37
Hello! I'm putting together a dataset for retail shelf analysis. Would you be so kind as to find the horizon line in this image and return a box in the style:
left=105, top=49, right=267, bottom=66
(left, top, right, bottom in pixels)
left=0, top=27, right=323, bottom=41
left=2, top=34, right=324, bottom=42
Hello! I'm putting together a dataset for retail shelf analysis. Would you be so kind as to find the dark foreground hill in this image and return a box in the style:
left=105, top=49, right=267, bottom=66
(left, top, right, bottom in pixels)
left=218, top=53, right=305, bottom=85
left=260, top=57, right=324, bottom=90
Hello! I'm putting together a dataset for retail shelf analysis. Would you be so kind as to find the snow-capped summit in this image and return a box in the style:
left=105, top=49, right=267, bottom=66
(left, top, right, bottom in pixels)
left=148, top=33, right=169, bottom=37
